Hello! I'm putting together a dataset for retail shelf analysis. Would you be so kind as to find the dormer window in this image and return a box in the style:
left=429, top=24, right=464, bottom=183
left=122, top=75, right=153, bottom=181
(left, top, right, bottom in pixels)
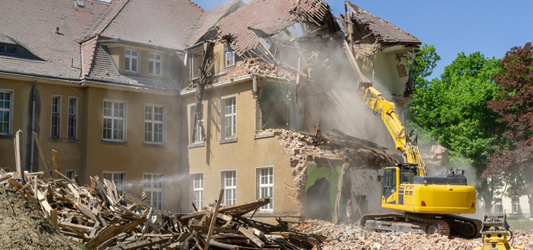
left=189, top=53, right=200, bottom=79
left=124, top=49, right=138, bottom=73
left=0, top=45, right=16, bottom=55
left=225, top=45, right=235, bottom=67
left=149, top=53, right=162, bottom=76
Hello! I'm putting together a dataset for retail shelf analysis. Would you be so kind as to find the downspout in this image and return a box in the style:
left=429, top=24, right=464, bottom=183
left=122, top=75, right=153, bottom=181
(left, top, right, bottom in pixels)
left=30, top=80, right=37, bottom=172
left=177, top=50, right=188, bottom=213
left=251, top=71, right=257, bottom=93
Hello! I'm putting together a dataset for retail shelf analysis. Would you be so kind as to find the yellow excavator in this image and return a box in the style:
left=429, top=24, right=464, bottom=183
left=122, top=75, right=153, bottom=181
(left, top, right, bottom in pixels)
left=359, top=86, right=481, bottom=238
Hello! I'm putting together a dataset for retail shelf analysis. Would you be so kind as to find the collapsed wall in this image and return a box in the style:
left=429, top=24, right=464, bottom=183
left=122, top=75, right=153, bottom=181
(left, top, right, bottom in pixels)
left=263, top=128, right=402, bottom=223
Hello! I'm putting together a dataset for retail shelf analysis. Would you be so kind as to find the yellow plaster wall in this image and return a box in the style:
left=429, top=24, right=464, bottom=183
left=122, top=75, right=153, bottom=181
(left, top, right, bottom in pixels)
left=180, top=80, right=300, bottom=218
left=84, top=87, right=180, bottom=211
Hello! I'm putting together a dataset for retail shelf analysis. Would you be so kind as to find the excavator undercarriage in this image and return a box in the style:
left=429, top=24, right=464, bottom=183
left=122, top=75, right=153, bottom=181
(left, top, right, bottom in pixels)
left=361, top=213, right=482, bottom=238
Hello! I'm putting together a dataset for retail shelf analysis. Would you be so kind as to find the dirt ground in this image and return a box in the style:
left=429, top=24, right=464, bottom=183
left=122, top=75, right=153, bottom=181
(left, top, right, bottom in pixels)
left=0, top=187, right=76, bottom=250
left=296, top=220, right=533, bottom=250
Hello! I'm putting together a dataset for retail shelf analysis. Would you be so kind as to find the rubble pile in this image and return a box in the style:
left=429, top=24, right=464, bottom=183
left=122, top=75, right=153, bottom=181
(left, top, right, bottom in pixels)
left=296, top=220, right=533, bottom=250
left=0, top=169, right=325, bottom=250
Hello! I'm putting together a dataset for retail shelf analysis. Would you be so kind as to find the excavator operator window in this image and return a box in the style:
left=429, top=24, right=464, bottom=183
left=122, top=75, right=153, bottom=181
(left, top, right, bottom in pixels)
left=400, top=168, right=417, bottom=184
left=383, top=168, right=396, bottom=201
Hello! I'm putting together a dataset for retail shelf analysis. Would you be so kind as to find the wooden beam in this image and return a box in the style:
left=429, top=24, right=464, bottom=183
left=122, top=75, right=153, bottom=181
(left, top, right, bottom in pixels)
left=205, top=189, right=224, bottom=250
left=85, top=215, right=147, bottom=249
left=238, top=226, right=265, bottom=248
left=52, top=149, right=59, bottom=171
left=33, top=132, right=53, bottom=179
left=51, top=209, right=58, bottom=229
left=14, top=130, right=22, bottom=180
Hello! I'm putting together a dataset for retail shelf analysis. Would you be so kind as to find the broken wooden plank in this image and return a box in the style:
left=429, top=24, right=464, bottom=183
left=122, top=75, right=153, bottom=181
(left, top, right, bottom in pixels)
left=238, top=226, right=265, bottom=248
left=107, top=236, right=170, bottom=250
left=51, top=209, right=58, bottom=229
left=33, top=132, right=53, bottom=179
left=14, top=130, right=22, bottom=180
left=85, top=214, right=147, bottom=249
left=52, top=149, right=59, bottom=172
left=205, top=189, right=224, bottom=250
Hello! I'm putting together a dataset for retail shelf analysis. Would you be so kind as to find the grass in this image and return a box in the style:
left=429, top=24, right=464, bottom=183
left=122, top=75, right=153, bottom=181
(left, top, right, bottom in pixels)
left=507, top=219, right=533, bottom=232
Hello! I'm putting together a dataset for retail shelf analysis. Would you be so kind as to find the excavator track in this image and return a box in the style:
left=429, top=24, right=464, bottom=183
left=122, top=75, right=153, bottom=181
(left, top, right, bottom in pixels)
left=362, top=213, right=480, bottom=238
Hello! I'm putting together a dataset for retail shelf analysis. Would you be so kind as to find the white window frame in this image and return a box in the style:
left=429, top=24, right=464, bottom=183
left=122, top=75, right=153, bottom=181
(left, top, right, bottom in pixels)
left=51, top=95, right=61, bottom=138
left=189, top=52, right=200, bottom=80
left=221, top=96, right=237, bottom=139
left=68, top=97, right=78, bottom=139
left=66, top=169, right=76, bottom=180
left=143, top=173, right=164, bottom=210
left=144, top=105, right=165, bottom=144
left=148, top=53, right=163, bottom=76
left=494, top=198, right=503, bottom=214
left=192, top=173, right=204, bottom=209
left=102, top=100, right=127, bottom=141
left=221, top=170, right=237, bottom=206
left=0, top=89, right=13, bottom=135
left=124, top=49, right=139, bottom=73
left=102, top=171, right=127, bottom=193
left=256, top=166, right=274, bottom=211
left=224, top=44, right=235, bottom=67
left=189, top=103, right=205, bottom=144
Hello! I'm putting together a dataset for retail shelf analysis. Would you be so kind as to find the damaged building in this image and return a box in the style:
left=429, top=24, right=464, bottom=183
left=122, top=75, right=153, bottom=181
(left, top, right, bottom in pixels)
left=0, top=0, right=431, bottom=223
left=180, top=0, right=424, bottom=223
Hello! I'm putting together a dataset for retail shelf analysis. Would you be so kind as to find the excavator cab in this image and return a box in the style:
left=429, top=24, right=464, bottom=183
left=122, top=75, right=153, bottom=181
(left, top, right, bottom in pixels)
left=381, top=163, right=418, bottom=204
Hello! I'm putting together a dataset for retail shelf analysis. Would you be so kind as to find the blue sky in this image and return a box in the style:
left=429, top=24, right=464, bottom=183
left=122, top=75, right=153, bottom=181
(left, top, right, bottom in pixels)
left=194, top=0, right=532, bottom=79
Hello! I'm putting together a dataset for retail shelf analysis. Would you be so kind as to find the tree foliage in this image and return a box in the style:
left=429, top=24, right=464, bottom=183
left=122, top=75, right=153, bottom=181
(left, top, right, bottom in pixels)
left=407, top=52, right=504, bottom=169
left=484, top=42, right=533, bottom=207
left=408, top=44, right=441, bottom=90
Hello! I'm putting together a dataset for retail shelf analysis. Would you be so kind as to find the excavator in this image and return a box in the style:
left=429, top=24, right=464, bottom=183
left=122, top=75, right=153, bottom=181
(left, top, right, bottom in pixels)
left=358, top=86, right=482, bottom=238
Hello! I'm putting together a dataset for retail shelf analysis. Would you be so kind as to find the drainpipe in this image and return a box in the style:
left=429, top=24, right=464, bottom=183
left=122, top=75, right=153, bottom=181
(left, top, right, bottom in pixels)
left=177, top=93, right=183, bottom=213
left=251, top=71, right=257, bottom=93
left=30, top=80, right=37, bottom=172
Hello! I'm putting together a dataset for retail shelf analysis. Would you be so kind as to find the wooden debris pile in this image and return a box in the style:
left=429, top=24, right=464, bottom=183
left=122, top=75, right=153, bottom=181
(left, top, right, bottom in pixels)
left=0, top=169, right=325, bottom=250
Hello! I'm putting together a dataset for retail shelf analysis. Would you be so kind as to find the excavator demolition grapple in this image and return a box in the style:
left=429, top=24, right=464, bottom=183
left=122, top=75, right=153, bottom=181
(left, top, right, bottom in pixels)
left=358, top=86, right=482, bottom=238
left=473, top=215, right=527, bottom=250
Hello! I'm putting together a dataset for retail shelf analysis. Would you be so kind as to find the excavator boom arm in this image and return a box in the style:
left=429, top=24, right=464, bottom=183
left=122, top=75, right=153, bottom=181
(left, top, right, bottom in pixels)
left=363, top=87, right=426, bottom=176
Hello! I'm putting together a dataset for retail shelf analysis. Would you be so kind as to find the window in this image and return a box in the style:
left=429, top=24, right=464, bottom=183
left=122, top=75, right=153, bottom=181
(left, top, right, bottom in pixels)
left=221, top=170, right=236, bottom=206
left=51, top=96, right=61, bottom=138
left=149, top=53, right=162, bottom=76
left=103, top=101, right=126, bottom=141
left=225, top=45, right=235, bottom=67
left=66, top=170, right=76, bottom=180
left=190, top=104, right=204, bottom=143
left=143, top=174, right=164, bottom=210
left=0, top=45, right=16, bottom=55
left=192, top=173, right=203, bottom=209
left=68, top=98, right=77, bottom=139
left=494, top=198, right=503, bottom=214
left=0, top=90, right=12, bottom=135
left=257, top=167, right=273, bottom=211
left=145, top=105, right=164, bottom=143
left=189, top=52, right=200, bottom=79
left=512, top=197, right=522, bottom=215
left=102, top=172, right=127, bottom=193
left=124, top=49, right=138, bottom=73
left=222, top=97, right=236, bottom=139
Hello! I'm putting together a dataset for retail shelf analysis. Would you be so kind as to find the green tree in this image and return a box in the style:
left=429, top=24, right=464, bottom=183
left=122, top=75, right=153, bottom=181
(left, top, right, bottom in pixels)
left=406, top=52, right=505, bottom=213
left=408, top=44, right=441, bottom=90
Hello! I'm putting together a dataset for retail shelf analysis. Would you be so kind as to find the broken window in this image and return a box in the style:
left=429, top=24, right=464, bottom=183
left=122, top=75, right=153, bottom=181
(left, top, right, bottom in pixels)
left=51, top=96, right=61, bottom=138
left=260, top=81, right=296, bottom=130
left=224, top=44, right=235, bottom=67
left=256, top=167, right=273, bottom=211
left=189, top=104, right=204, bottom=143
left=143, top=174, right=164, bottom=210
left=192, top=173, right=203, bottom=209
left=221, top=170, right=236, bottom=206
left=189, top=52, right=200, bottom=79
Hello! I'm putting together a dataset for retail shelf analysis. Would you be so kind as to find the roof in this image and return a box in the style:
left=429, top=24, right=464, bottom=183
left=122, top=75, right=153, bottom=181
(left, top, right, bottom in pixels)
left=100, top=0, right=205, bottom=50
left=188, top=0, right=244, bottom=45
left=216, top=0, right=301, bottom=55
left=345, top=2, right=420, bottom=44
left=0, top=0, right=111, bottom=79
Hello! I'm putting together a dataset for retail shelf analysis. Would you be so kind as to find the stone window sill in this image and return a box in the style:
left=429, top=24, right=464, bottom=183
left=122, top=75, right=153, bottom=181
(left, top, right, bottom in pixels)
left=48, top=137, right=79, bottom=143
left=188, top=142, right=205, bottom=149
left=254, top=132, right=275, bottom=140
left=143, top=142, right=166, bottom=148
left=100, top=140, right=128, bottom=145
left=219, top=137, right=238, bottom=144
